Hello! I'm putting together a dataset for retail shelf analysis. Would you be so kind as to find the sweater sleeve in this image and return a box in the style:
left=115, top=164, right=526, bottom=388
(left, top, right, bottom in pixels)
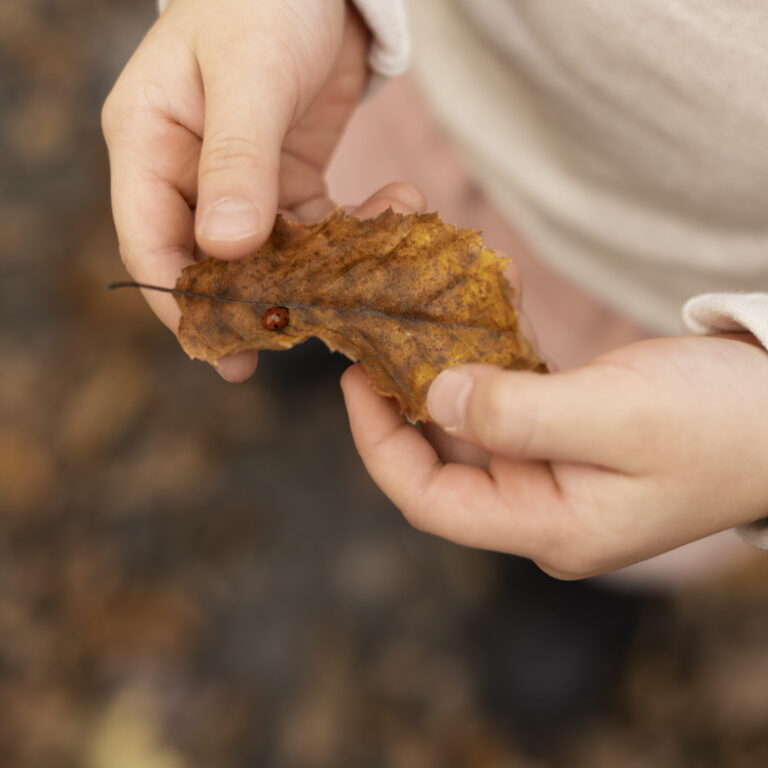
left=682, top=292, right=768, bottom=550
left=156, top=0, right=411, bottom=79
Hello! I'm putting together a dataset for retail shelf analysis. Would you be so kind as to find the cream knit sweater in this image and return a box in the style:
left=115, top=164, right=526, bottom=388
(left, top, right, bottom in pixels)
left=156, top=0, right=768, bottom=548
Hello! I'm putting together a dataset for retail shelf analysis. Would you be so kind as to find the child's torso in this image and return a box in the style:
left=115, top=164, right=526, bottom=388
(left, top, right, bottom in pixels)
left=410, top=0, right=768, bottom=330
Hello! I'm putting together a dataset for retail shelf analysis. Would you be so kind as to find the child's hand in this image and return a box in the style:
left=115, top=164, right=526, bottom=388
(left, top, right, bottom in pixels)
left=342, top=334, right=768, bottom=578
left=102, top=0, right=368, bottom=380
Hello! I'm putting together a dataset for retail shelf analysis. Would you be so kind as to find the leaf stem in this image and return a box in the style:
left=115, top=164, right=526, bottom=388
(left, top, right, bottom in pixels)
left=108, top=281, right=260, bottom=305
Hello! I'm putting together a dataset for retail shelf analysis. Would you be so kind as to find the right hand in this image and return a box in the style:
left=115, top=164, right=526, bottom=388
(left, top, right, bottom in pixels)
left=102, top=0, right=369, bottom=380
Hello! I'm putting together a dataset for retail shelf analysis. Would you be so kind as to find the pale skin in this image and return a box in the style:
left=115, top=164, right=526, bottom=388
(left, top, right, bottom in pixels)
left=104, top=0, right=768, bottom=579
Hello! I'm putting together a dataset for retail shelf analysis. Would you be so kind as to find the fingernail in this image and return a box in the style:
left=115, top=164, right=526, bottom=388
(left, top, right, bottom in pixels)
left=428, top=369, right=474, bottom=431
left=200, top=198, right=260, bottom=242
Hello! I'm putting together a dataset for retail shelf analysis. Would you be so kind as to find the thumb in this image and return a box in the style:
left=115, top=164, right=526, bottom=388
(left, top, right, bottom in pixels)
left=195, top=49, right=295, bottom=259
left=427, top=363, right=644, bottom=468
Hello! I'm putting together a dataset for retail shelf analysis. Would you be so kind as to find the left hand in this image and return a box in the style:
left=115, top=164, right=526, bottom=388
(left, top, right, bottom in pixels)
left=341, top=333, right=768, bottom=578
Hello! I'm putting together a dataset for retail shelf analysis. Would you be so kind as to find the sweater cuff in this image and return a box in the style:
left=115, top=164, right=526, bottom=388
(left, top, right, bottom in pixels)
left=682, top=292, right=768, bottom=550
left=157, top=0, right=411, bottom=80
left=352, top=0, right=411, bottom=78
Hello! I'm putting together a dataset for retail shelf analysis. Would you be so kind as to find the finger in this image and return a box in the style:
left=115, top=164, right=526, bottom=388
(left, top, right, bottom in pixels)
left=106, top=114, right=200, bottom=332
left=427, top=363, right=650, bottom=469
left=292, top=195, right=338, bottom=223
left=352, top=182, right=427, bottom=219
left=208, top=351, right=257, bottom=383
left=195, top=44, right=296, bottom=259
left=292, top=181, right=427, bottom=225
left=421, top=422, right=491, bottom=469
left=340, top=365, right=556, bottom=555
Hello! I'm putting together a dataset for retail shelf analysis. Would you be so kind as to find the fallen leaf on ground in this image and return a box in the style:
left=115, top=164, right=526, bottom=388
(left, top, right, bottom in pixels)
left=175, top=209, right=544, bottom=422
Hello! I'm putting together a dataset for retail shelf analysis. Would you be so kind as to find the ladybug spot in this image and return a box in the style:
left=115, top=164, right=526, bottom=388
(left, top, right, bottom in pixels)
left=261, top=305, right=289, bottom=331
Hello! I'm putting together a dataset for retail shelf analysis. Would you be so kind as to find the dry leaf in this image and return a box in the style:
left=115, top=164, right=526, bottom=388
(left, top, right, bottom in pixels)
left=175, top=209, right=544, bottom=422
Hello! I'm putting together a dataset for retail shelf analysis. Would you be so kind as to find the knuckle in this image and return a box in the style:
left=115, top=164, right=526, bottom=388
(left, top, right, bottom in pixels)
left=527, top=506, right=607, bottom=580
left=101, top=82, right=151, bottom=146
left=199, top=134, right=269, bottom=176
left=537, top=563, right=586, bottom=582
left=117, top=244, right=130, bottom=269
left=117, top=243, right=185, bottom=274
left=100, top=89, right=120, bottom=139
left=117, top=242, right=141, bottom=273
left=400, top=503, right=431, bottom=535
left=541, top=539, right=606, bottom=581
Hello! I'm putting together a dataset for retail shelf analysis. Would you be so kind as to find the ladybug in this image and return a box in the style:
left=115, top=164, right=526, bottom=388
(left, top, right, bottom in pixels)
left=261, top=305, right=289, bottom=331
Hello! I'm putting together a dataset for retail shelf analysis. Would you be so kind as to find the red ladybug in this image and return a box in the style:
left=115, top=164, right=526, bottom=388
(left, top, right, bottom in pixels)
left=261, top=305, right=289, bottom=331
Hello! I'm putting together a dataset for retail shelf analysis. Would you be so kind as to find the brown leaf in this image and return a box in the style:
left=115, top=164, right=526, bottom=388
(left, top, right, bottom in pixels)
left=176, top=209, right=544, bottom=422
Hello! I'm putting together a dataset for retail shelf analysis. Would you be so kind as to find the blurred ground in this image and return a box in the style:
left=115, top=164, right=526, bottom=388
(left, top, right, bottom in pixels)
left=1, top=2, right=768, bottom=767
